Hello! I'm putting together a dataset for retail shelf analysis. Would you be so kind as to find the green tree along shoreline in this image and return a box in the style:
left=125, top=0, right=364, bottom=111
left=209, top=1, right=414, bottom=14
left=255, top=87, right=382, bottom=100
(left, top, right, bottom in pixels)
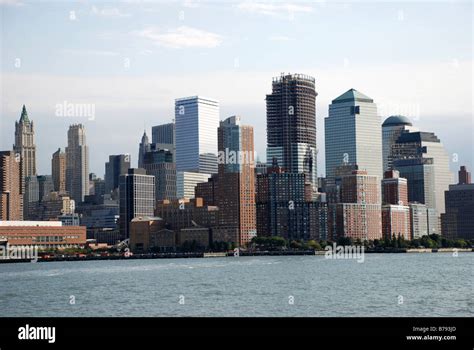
left=249, top=234, right=473, bottom=252
left=36, top=234, right=472, bottom=256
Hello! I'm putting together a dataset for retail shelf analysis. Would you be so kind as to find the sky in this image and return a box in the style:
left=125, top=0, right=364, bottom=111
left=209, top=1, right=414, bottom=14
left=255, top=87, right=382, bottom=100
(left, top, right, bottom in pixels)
left=1, top=0, right=472, bottom=178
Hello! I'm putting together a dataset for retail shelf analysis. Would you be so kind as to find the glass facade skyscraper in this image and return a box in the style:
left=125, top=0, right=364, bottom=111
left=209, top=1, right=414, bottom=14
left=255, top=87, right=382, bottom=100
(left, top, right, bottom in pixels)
left=325, top=89, right=382, bottom=183
left=175, top=96, right=219, bottom=174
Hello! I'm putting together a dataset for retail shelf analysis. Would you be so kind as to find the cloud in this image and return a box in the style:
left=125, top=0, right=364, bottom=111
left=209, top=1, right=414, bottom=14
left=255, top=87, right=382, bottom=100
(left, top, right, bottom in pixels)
left=236, top=2, right=313, bottom=18
left=91, top=5, right=131, bottom=18
left=0, top=0, right=24, bottom=5
left=134, top=26, right=223, bottom=49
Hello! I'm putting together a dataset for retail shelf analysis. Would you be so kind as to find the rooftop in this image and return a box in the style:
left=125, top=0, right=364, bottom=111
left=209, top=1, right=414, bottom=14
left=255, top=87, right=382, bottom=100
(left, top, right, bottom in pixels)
left=332, top=89, right=373, bottom=104
left=382, top=115, right=413, bottom=127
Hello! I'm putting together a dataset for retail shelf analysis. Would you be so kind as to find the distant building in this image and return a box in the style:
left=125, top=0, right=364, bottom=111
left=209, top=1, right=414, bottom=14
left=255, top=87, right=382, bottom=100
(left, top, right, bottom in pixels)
left=51, top=148, right=66, bottom=193
left=105, top=154, right=131, bottom=194
left=0, top=221, right=86, bottom=248
left=0, top=150, right=23, bottom=220
left=381, top=115, right=417, bottom=171
left=381, top=170, right=410, bottom=240
left=441, top=166, right=474, bottom=240
left=176, top=171, right=210, bottom=199
left=325, top=89, right=382, bottom=183
left=409, top=203, right=429, bottom=239
left=152, top=122, right=175, bottom=160
left=329, top=170, right=382, bottom=241
left=129, top=216, right=174, bottom=253
left=138, top=131, right=150, bottom=169
left=66, top=124, right=89, bottom=203
left=142, top=148, right=176, bottom=201
left=175, top=96, right=219, bottom=174
left=392, top=131, right=452, bottom=229
left=14, top=105, right=37, bottom=197
left=23, top=175, right=53, bottom=219
left=119, top=168, right=155, bottom=239
left=266, top=73, right=318, bottom=188
left=256, top=165, right=326, bottom=242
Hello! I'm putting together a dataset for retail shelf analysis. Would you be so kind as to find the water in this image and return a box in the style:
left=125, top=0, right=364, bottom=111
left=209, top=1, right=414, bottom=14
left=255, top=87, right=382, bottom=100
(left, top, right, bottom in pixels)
left=0, top=253, right=472, bottom=317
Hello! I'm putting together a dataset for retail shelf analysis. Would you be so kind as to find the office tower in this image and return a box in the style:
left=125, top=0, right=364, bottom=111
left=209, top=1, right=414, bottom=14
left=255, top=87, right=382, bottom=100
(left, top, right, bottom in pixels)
left=330, top=170, right=382, bottom=241
left=382, top=170, right=408, bottom=205
left=458, top=165, right=471, bottom=185
left=14, top=105, right=37, bottom=180
left=215, top=116, right=256, bottom=246
left=142, top=148, right=176, bottom=201
left=66, top=124, right=89, bottom=203
left=266, top=73, right=317, bottom=188
left=176, top=171, right=211, bottom=199
left=119, top=168, right=155, bottom=239
left=152, top=122, right=174, bottom=148
left=391, top=131, right=452, bottom=220
left=51, top=148, right=66, bottom=193
left=23, top=176, right=39, bottom=219
left=256, top=164, right=326, bottom=242
left=325, top=89, right=382, bottom=183
left=0, top=151, right=23, bottom=220
left=382, top=115, right=418, bottom=171
left=381, top=170, right=410, bottom=240
left=409, top=203, right=429, bottom=239
left=105, top=154, right=131, bottom=194
left=175, top=96, right=219, bottom=174
left=441, top=166, right=474, bottom=240
left=138, top=131, right=150, bottom=169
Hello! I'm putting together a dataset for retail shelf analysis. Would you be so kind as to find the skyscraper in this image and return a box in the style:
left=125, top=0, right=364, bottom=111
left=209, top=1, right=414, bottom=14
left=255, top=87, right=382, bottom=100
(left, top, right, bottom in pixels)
left=138, top=131, right=150, bottom=169
left=152, top=122, right=174, bottom=147
left=66, top=124, right=89, bottom=203
left=325, top=89, right=382, bottom=183
left=119, top=168, right=155, bottom=239
left=0, top=150, right=22, bottom=220
left=381, top=170, right=410, bottom=240
left=105, top=154, right=131, bottom=194
left=330, top=170, right=382, bottom=241
left=266, top=73, right=317, bottom=187
left=216, top=116, right=256, bottom=246
left=441, top=166, right=474, bottom=240
left=142, top=148, right=176, bottom=201
left=391, top=131, right=452, bottom=219
left=51, top=148, right=66, bottom=193
left=175, top=96, right=219, bottom=174
left=14, top=105, right=37, bottom=180
left=382, top=115, right=418, bottom=171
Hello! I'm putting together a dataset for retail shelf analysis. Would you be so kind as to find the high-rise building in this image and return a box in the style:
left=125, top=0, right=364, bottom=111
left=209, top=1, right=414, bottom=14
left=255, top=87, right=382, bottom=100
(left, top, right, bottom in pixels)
left=256, top=164, right=326, bottom=242
left=381, top=170, right=410, bottom=240
left=138, top=131, right=150, bottom=169
left=266, top=73, right=317, bottom=188
left=0, top=150, right=23, bottom=220
left=214, top=116, right=256, bottom=246
left=382, top=115, right=418, bottom=171
left=105, top=154, right=131, bottom=194
left=51, top=148, right=66, bottom=193
left=409, top=203, right=429, bottom=239
left=391, top=131, right=452, bottom=221
left=66, top=124, right=89, bottom=203
left=152, top=122, right=174, bottom=147
left=14, top=105, right=37, bottom=181
left=175, top=96, right=219, bottom=174
left=382, top=170, right=408, bottom=205
left=176, top=171, right=211, bottom=199
left=441, top=166, right=474, bottom=240
left=458, top=165, right=471, bottom=185
left=143, top=148, right=176, bottom=201
left=325, top=89, right=382, bottom=183
left=330, top=170, right=382, bottom=241
left=119, top=168, right=155, bottom=239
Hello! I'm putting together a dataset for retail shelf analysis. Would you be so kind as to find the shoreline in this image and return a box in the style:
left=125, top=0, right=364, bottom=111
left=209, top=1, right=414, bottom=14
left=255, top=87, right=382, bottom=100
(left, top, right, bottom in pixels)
left=0, top=248, right=472, bottom=264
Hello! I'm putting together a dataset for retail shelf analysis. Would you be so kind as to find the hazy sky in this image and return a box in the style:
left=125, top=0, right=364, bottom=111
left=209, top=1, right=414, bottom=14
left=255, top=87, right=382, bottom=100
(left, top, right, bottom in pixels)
left=1, top=0, right=472, bottom=178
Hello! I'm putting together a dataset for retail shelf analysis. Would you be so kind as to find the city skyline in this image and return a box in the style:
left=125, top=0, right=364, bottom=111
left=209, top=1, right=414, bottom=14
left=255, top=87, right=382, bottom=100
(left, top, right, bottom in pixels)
left=1, top=1, right=472, bottom=176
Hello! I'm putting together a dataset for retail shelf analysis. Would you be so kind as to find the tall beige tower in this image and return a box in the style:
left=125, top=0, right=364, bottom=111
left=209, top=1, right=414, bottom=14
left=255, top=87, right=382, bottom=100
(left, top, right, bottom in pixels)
left=52, top=148, right=67, bottom=193
left=14, top=105, right=37, bottom=178
left=66, top=124, right=89, bottom=203
left=0, top=151, right=23, bottom=220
